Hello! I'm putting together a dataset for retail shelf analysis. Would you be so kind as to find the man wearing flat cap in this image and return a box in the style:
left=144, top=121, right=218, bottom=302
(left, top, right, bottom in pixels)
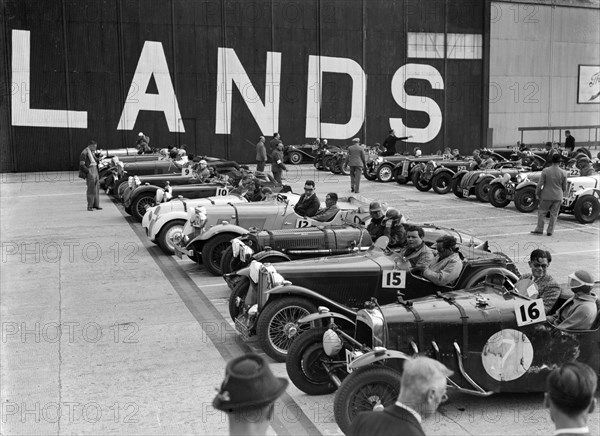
left=412, top=235, right=462, bottom=286
left=345, top=138, right=366, bottom=194
left=213, top=353, right=288, bottom=436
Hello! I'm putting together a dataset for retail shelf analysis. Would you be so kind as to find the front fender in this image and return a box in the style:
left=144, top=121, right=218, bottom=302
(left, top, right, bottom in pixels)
left=253, top=250, right=291, bottom=263
left=265, top=284, right=357, bottom=318
left=126, top=185, right=159, bottom=206
left=453, top=170, right=469, bottom=180
left=298, top=311, right=355, bottom=326
left=348, top=348, right=411, bottom=370
left=433, top=167, right=454, bottom=176
left=151, top=212, right=188, bottom=240
left=516, top=180, right=537, bottom=190
left=193, top=224, right=249, bottom=243
left=489, top=177, right=505, bottom=186
left=410, top=163, right=425, bottom=176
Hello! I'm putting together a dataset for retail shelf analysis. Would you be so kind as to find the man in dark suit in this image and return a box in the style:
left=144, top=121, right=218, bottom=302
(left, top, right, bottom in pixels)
left=348, top=356, right=453, bottom=436
left=544, top=361, right=597, bottom=436
left=531, top=153, right=567, bottom=236
left=294, top=180, right=320, bottom=217
left=565, top=130, right=575, bottom=151
left=78, top=140, right=102, bottom=211
left=345, top=138, right=366, bottom=193
left=381, top=129, right=413, bottom=156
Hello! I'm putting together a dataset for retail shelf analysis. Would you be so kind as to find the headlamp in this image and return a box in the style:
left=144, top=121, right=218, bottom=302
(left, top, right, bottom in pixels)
left=188, top=206, right=207, bottom=228
left=128, top=176, right=134, bottom=188
left=323, top=329, right=343, bottom=356
left=134, top=176, right=141, bottom=187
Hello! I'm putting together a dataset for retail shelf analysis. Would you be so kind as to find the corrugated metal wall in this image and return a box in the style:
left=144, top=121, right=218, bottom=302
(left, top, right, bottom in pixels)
left=489, top=2, right=600, bottom=146
left=1, top=0, right=488, bottom=172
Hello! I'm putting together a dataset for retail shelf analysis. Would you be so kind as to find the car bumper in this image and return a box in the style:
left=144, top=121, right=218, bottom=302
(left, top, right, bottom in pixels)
left=173, top=243, right=193, bottom=259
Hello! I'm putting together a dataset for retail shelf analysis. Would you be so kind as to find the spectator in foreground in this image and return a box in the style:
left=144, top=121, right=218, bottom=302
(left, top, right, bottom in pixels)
left=348, top=356, right=453, bottom=436
left=213, top=353, right=288, bottom=436
left=544, top=362, right=597, bottom=436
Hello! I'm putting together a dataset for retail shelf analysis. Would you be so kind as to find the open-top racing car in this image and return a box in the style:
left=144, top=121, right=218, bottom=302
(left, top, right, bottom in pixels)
left=286, top=270, right=599, bottom=434
left=224, top=235, right=519, bottom=361
left=284, top=143, right=318, bottom=165
left=173, top=194, right=373, bottom=275
left=452, top=164, right=534, bottom=202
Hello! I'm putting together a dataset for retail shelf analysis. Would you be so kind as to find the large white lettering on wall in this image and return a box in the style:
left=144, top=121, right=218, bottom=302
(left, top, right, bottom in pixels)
left=11, top=30, right=88, bottom=128
left=305, top=55, right=366, bottom=140
left=215, top=48, right=281, bottom=135
left=117, top=41, right=184, bottom=132
left=390, top=64, right=444, bottom=143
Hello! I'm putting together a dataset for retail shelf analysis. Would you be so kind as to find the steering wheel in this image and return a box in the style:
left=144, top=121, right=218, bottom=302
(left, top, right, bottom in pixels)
left=276, top=193, right=287, bottom=202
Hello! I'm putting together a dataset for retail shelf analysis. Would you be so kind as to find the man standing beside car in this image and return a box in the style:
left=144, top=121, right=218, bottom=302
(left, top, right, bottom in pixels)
left=78, top=140, right=102, bottom=211
left=256, top=136, right=267, bottom=172
left=345, top=138, right=366, bottom=194
left=270, top=142, right=287, bottom=184
left=531, top=153, right=567, bottom=236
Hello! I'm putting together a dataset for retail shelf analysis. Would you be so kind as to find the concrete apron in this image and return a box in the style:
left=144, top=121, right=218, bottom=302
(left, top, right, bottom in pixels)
left=0, top=172, right=312, bottom=435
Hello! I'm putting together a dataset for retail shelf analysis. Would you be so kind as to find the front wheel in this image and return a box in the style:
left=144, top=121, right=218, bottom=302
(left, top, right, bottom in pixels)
left=333, top=366, right=401, bottom=435
left=377, top=164, right=394, bottom=182
left=489, top=184, right=511, bottom=208
left=432, top=172, right=453, bottom=194
left=452, top=175, right=465, bottom=198
left=412, top=171, right=432, bottom=192
left=475, top=178, right=493, bottom=202
left=286, top=327, right=341, bottom=395
left=257, top=297, right=317, bottom=362
left=202, top=234, right=235, bottom=275
left=574, top=194, right=600, bottom=224
left=131, top=193, right=155, bottom=221
left=157, top=219, right=186, bottom=255
left=220, top=245, right=250, bottom=274
left=363, top=165, right=377, bottom=181
left=289, top=151, right=302, bottom=165
left=339, top=161, right=350, bottom=175
left=228, top=276, right=251, bottom=320
left=514, top=187, right=538, bottom=213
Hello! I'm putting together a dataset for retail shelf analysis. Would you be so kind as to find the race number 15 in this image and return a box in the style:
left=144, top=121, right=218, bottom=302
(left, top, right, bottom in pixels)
left=514, top=299, right=546, bottom=326
left=382, top=270, right=406, bottom=289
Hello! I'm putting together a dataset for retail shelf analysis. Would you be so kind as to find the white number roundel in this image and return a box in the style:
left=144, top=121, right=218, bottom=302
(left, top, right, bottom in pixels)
left=481, top=329, right=533, bottom=382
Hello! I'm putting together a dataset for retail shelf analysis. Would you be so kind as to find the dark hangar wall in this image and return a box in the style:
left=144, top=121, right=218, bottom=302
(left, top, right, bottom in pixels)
left=0, top=0, right=488, bottom=172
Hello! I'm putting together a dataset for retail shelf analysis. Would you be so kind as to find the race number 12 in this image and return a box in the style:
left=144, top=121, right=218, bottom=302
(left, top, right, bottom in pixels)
left=514, top=299, right=546, bottom=326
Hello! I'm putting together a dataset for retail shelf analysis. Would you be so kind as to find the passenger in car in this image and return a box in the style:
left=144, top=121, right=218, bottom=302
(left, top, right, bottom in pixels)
left=366, top=201, right=386, bottom=240
left=382, top=208, right=407, bottom=249
left=313, top=193, right=340, bottom=222
left=548, top=270, right=598, bottom=330
left=413, top=235, right=462, bottom=286
left=399, top=225, right=435, bottom=269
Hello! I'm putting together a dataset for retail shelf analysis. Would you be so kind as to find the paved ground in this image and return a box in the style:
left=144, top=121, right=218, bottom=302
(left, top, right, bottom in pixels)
left=1, top=166, right=598, bottom=435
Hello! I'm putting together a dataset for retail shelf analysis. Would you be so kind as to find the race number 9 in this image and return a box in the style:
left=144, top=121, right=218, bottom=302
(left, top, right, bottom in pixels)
left=296, top=219, right=310, bottom=228
left=181, top=167, right=192, bottom=176
left=216, top=187, right=228, bottom=196
left=382, top=270, right=406, bottom=288
left=514, top=298, right=546, bottom=326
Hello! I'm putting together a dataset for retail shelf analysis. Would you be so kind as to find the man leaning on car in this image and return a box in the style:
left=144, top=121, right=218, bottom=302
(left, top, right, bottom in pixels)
left=78, top=140, right=102, bottom=211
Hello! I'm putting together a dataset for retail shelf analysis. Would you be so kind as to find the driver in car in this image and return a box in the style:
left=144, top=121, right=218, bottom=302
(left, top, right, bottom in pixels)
left=313, top=193, right=340, bottom=222
left=294, top=180, right=321, bottom=218
left=399, top=225, right=435, bottom=269
left=412, top=235, right=462, bottom=286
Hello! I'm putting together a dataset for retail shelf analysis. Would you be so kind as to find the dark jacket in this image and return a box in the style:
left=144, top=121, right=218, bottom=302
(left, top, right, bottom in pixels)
left=381, top=135, right=409, bottom=156
left=78, top=147, right=95, bottom=178
left=271, top=149, right=287, bottom=171
left=536, top=165, right=567, bottom=201
left=346, top=143, right=367, bottom=168
left=294, top=193, right=321, bottom=217
left=348, top=404, right=425, bottom=436
left=256, top=141, right=267, bottom=161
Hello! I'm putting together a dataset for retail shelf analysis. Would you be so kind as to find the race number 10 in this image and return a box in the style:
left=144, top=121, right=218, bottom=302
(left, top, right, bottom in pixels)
left=514, top=299, right=546, bottom=326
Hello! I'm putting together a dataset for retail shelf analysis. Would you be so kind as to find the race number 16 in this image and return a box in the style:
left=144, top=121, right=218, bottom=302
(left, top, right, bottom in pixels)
left=382, top=270, right=406, bottom=289
left=514, top=298, right=546, bottom=326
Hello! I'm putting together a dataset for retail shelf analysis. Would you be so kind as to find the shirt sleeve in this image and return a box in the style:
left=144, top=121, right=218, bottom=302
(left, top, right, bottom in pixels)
left=422, top=256, right=462, bottom=286
left=413, top=249, right=435, bottom=270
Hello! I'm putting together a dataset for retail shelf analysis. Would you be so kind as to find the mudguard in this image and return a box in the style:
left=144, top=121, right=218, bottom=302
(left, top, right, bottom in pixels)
left=126, top=185, right=161, bottom=207
left=298, top=311, right=355, bottom=326
left=265, top=284, right=357, bottom=318
left=253, top=250, right=291, bottom=263
left=453, top=170, right=469, bottom=180
left=516, top=179, right=537, bottom=190
left=150, top=211, right=188, bottom=241
left=433, top=167, right=454, bottom=177
left=410, top=162, right=426, bottom=177
left=348, top=348, right=411, bottom=370
left=188, top=224, right=249, bottom=246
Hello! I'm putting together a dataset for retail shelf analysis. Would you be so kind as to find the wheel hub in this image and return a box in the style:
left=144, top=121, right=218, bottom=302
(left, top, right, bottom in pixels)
left=283, top=323, right=298, bottom=338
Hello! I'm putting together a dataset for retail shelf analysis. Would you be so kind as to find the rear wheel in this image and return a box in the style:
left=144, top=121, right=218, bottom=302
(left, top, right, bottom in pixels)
left=475, top=178, right=492, bottom=202
left=286, top=327, right=341, bottom=395
left=489, top=184, right=511, bottom=208
left=363, top=165, right=377, bottom=181
left=452, top=175, right=465, bottom=198
left=323, top=156, right=335, bottom=172
left=339, top=161, right=350, bottom=175
left=202, top=234, right=235, bottom=275
left=157, top=219, right=186, bottom=255
left=334, top=366, right=401, bottom=436
left=514, top=187, right=538, bottom=213
left=257, top=297, right=317, bottom=362
left=574, top=194, right=600, bottom=223
left=432, top=172, right=453, bottom=194
left=289, top=151, right=302, bottom=165
left=412, top=171, right=432, bottom=192
left=131, top=193, right=155, bottom=221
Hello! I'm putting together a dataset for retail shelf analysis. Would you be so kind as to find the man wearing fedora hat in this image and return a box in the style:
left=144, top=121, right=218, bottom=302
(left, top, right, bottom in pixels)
left=345, top=138, right=366, bottom=194
left=213, top=353, right=288, bottom=436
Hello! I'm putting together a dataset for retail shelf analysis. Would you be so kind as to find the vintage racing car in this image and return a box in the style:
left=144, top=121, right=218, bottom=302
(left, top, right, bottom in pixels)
left=512, top=173, right=600, bottom=223
left=173, top=194, right=372, bottom=275
left=365, top=154, right=439, bottom=183
left=284, top=143, right=318, bottom=164
left=421, top=160, right=477, bottom=194
left=313, top=145, right=344, bottom=171
left=285, top=272, right=599, bottom=434
left=452, top=165, right=531, bottom=202
left=488, top=171, right=543, bottom=208
left=225, top=235, right=519, bottom=361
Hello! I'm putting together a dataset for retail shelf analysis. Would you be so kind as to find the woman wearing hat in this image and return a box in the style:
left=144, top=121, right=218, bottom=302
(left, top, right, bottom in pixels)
left=547, top=270, right=598, bottom=330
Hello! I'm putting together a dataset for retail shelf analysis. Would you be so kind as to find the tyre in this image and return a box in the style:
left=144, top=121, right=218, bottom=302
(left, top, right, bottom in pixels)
left=474, top=178, right=493, bottom=202
left=323, top=156, right=335, bottom=171
left=286, top=327, right=341, bottom=395
left=331, top=161, right=342, bottom=174
left=412, top=171, right=432, bottom=192
left=228, top=276, right=250, bottom=320
left=257, top=297, right=317, bottom=362
left=339, top=161, right=350, bottom=175
left=394, top=172, right=408, bottom=184
left=514, top=187, right=538, bottom=213
left=333, top=366, right=401, bottom=435
left=157, top=219, right=186, bottom=255
left=488, top=184, right=511, bottom=208
left=452, top=175, right=465, bottom=198
left=377, top=164, right=394, bottom=182
left=574, top=194, right=600, bottom=224
left=289, top=151, right=302, bottom=165
left=314, top=159, right=323, bottom=170
left=220, top=246, right=249, bottom=275
left=201, top=234, right=235, bottom=276
left=363, top=165, right=377, bottom=181
left=131, top=193, right=155, bottom=222
left=432, top=172, right=453, bottom=194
